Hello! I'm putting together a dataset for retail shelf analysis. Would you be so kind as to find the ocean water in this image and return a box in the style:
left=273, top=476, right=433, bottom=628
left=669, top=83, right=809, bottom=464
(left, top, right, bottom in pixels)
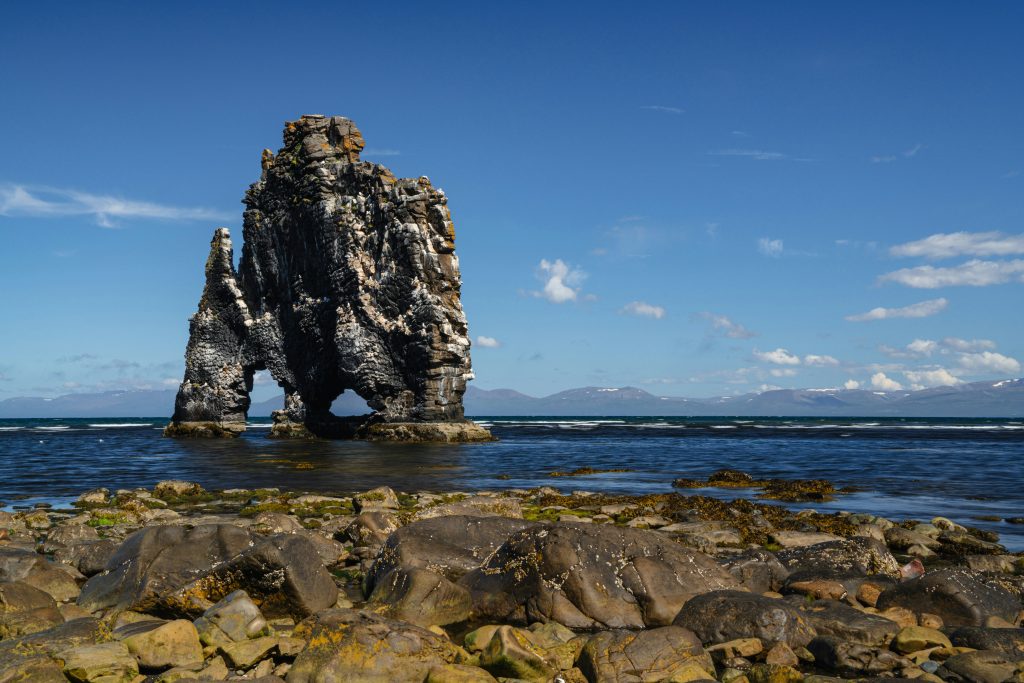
left=1, top=416, right=1023, bottom=549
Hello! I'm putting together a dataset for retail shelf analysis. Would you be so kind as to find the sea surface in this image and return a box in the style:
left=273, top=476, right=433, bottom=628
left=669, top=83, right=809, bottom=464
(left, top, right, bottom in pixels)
left=2, top=416, right=1023, bottom=549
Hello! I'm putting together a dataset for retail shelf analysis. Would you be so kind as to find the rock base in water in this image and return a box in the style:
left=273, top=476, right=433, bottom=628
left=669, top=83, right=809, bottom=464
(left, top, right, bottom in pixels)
left=162, top=421, right=246, bottom=438
left=357, top=421, right=496, bottom=443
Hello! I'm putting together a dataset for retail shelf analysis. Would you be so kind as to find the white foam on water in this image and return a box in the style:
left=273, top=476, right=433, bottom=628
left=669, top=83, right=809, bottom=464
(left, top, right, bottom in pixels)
left=0, top=427, right=23, bottom=431
left=246, top=423, right=273, bottom=428
left=35, top=426, right=72, bottom=431
left=87, top=423, right=152, bottom=428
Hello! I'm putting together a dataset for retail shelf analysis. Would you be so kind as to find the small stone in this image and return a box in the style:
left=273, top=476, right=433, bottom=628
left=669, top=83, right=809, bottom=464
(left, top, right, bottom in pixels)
left=22, top=509, right=52, bottom=530
left=769, top=531, right=841, bottom=548
left=193, top=590, right=269, bottom=647
left=63, top=642, right=139, bottom=683
left=919, top=613, right=944, bottom=630
left=478, top=625, right=555, bottom=681
left=895, top=626, right=953, bottom=654
left=746, top=663, right=804, bottom=683
left=426, top=664, right=499, bottom=682
left=353, top=486, right=400, bottom=512
left=880, top=606, right=919, bottom=629
left=76, top=488, right=110, bottom=505
left=153, top=480, right=204, bottom=499
left=219, top=635, right=281, bottom=668
left=765, top=643, right=799, bottom=667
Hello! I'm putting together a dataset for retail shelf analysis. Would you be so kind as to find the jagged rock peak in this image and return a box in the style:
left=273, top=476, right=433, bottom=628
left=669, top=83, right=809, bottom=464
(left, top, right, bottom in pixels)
left=165, top=116, right=491, bottom=442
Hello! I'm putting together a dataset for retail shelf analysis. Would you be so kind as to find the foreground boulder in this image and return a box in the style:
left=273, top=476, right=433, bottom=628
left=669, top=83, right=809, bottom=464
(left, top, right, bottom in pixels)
left=366, top=566, right=472, bottom=627
left=0, top=547, right=81, bottom=602
left=0, top=580, right=64, bottom=638
left=287, top=609, right=464, bottom=682
left=577, top=626, right=715, bottom=683
left=875, top=568, right=1021, bottom=627
left=673, top=591, right=817, bottom=648
left=366, top=516, right=537, bottom=590
left=462, top=522, right=738, bottom=629
left=78, top=524, right=337, bottom=618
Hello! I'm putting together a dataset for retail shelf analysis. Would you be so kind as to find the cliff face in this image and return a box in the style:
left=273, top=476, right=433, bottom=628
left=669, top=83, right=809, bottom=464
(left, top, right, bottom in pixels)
left=166, top=115, right=490, bottom=441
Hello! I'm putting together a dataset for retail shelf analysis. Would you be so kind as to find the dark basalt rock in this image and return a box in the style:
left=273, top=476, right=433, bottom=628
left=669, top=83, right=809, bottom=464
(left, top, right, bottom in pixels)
left=165, top=115, right=491, bottom=442
left=875, top=568, right=1021, bottom=627
left=461, top=522, right=739, bottom=629
left=77, top=524, right=337, bottom=619
left=673, top=590, right=817, bottom=648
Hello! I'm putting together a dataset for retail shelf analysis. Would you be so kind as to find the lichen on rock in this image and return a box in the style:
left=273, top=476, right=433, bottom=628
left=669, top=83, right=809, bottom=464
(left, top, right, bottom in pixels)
left=165, top=115, right=491, bottom=441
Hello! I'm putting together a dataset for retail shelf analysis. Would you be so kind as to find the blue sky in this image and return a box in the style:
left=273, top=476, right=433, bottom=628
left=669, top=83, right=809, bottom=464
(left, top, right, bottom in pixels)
left=1, top=2, right=1022, bottom=401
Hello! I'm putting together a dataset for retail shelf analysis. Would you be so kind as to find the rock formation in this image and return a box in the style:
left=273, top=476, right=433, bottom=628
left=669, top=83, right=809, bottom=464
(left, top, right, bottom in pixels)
left=165, top=115, right=491, bottom=441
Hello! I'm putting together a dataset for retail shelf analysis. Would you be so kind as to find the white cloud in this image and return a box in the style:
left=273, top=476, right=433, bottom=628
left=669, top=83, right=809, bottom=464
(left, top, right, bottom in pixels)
left=711, top=149, right=787, bottom=161
left=252, top=370, right=275, bottom=385
left=758, top=238, right=784, bottom=257
left=879, top=259, right=1024, bottom=288
left=845, top=297, right=948, bottom=321
left=903, top=144, right=923, bottom=158
left=871, top=144, right=923, bottom=164
left=0, top=184, right=230, bottom=228
left=770, top=368, right=798, bottom=377
left=621, top=301, right=666, bottom=319
left=362, top=148, right=401, bottom=156
left=942, top=337, right=996, bottom=352
left=903, top=367, right=962, bottom=388
left=754, top=348, right=801, bottom=365
left=843, top=380, right=861, bottom=390
left=871, top=155, right=898, bottom=164
left=476, top=335, right=501, bottom=348
left=884, top=337, right=997, bottom=359
left=955, top=351, right=1021, bottom=376
left=697, top=312, right=755, bottom=339
left=871, top=372, right=903, bottom=391
left=534, top=259, right=585, bottom=303
left=890, top=231, right=1024, bottom=259
left=640, top=105, right=684, bottom=114
left=907, top=339, right=940, bottom=356
left=804, top=354, right=839, bottom=367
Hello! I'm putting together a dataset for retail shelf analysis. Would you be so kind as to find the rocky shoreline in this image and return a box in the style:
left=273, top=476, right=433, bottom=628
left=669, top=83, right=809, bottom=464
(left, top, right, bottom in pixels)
left=2, top=474, right=1023, bottom=682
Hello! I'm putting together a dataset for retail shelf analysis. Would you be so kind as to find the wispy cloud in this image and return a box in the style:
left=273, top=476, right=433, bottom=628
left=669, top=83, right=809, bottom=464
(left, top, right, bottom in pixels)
left=880, top=259, right=1024, bottom=288
left=362, top=148, right=401, bottom=156
left=0, top=184, right=231, bottom=228
left=890, top=231, right=1024, bottom=259
left=871, top=144, right=923, bottom=163
left=845, top=297, right=948, bottom=321
left=476, top=335, right=501, bottom=348
left=757, top=237, right=784, bottom=257
left=710, top=149, right=787, bottom=161
left=533, top=258, right=586, bottom=304
left=696, top=312, right=756, bottom=339
left=640, top=105, right=684, bottom=114
left=620, top=301, right=665, bottom=319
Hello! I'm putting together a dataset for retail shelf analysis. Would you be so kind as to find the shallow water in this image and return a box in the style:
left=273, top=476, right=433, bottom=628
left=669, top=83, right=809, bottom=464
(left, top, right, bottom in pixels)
left=1, top=416, right=1022, bottom=549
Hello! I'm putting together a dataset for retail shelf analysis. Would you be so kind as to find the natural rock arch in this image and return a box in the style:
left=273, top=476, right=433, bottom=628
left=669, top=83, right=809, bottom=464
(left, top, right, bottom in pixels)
left=165, top=115, right=491, bottom=441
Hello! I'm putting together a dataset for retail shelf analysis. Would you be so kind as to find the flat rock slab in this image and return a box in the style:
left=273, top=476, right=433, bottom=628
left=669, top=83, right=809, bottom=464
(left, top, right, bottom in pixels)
left=462, top=522, right=739, bottom=629
left=787, top=598, right=900, bottom=648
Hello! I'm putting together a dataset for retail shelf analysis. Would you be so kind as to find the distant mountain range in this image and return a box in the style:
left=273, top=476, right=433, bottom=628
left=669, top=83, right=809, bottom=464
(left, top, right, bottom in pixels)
left=1, top=379, right=1021, bottom=418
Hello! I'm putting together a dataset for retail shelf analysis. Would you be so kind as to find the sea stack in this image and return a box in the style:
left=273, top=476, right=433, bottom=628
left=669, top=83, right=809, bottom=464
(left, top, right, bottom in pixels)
left=165, top=115, right=491, bottom=441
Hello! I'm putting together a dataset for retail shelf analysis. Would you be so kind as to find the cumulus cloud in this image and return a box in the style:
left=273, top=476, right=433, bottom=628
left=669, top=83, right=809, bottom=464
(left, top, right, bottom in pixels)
left=883, top=337, right=997, bottom=359
left=754, top=348, right=801, bottom=365
left=534, top=259, right=585, bottom=303
left=697, top=312, right=756, bottom=339
left=804, top=354, right=840, bottom=367
left=955, top=351, right=1021, bottom=375
left=0, top=184, right=230, bottom=228
left=890, top=231, right=1024, bottom=259
left=621, top=301, right=666, bottom=319
left=879, top=259, right=1024, bottom=288
left=845, top=298, right=948, bottom=321
left=758, top=238, right=784, bottom=257
left=871, top=372, right=903, bottom=391
left=903, top=367, right=963, bottom=388
left=770, top=368, right=798, bottom=377
left=843, top=380, right=861, bottom=390
left=476, top=335, right=501, bottom=348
